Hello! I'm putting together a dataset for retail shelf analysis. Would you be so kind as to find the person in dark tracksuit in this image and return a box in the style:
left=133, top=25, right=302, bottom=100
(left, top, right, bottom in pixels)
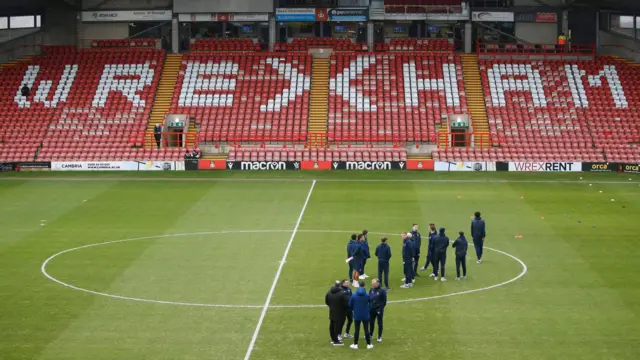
left=452, top=231, right=468, bottom=280
left=351, top=234, right=366, bottom=285
left=421, top=223, right=437, bottom=276
left=349, top=282, right=373, bottom=349
left=368, top=279, right=387, bottom=342
left=375, top=237, right=392, bottom=290
left=471, top=212, right=486, bottom=263
left=400, top=233, right=414, bottom=288
left=347, top=234, right=358, bottom=281
left=341, top=280, right=354, bottom=339
left=432, top=227, right=449, bottom=281
left=410, top=224, right=422, bottom=277
left=153, top=123, right=162, bottom=149
left=361, top=230, right=371, bottom=279
left=326, top=281, right=349, bottom=346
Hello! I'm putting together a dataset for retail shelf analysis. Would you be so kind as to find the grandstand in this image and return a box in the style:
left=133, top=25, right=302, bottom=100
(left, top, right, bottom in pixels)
left=0, top=0, right=639, bottom=165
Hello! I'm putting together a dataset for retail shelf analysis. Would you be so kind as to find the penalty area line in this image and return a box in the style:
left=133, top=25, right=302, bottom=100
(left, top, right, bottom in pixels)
left=243, top=180, right=316, bottom=360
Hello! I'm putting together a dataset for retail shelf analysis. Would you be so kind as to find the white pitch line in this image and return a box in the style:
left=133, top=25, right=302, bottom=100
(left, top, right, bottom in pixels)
left=243, top=180, right=316, bottom=360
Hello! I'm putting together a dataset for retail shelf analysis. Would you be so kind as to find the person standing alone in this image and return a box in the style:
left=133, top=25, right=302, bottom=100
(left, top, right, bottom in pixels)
left=432, top=228, right=449, bottom=281
left=349, top=282, right=373, bottom=350
left=326, top=281, right=349, bottom=346
left=452, top=231, right=468, bottom=280
left=153, top=123, right=163, bottom=149
left=375, top=237, right=391, bottom=290
left=368, top=279, right=387, bottom=343
left=471, top=211, right=486, bottom=263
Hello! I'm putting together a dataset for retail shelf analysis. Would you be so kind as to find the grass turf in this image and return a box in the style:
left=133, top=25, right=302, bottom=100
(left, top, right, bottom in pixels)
left=0, top=172, right=638, bottom=359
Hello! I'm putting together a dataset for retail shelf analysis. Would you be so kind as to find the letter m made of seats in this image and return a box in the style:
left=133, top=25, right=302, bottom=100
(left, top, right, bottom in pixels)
left=403, top=61, right=460, bottom=107
left=565, top=64, right=628, bottom=108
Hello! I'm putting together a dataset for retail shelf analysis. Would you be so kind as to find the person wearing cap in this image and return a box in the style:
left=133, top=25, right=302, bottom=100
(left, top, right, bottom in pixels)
left=471, top=211, right=486, bottom=263
left=326, top=280, right=349, bottom=346
left=432, top=227, right=449, bottom=281
left=452, top=231, right=468, bottom=280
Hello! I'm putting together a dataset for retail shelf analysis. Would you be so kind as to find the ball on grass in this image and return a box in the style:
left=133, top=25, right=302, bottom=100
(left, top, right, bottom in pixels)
left=589, top=184, right=592, bottom=186
left=599, top=190, right=603, bottom=193
left=611, top=199, right=615, bottom=202
left=580, top=177, right=583, bottom=180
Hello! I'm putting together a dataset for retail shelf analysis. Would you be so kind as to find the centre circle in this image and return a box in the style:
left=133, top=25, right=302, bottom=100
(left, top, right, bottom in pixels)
left=41, top=230, right=527, bottom=308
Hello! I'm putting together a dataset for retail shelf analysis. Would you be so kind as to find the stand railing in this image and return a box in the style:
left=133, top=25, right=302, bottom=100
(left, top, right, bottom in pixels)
left=477, top=41, right=596, bottom=60
left=129, top=131, right=198, bottom=149
left=437, top=131, right=493, bottom=148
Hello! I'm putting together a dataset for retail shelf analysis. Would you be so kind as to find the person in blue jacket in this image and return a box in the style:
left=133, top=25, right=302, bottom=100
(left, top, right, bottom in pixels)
left=348, top=282, right=373, bottom=350
left=360, top=229, right=371, bottom=279
left=375, top=237, right=392, bottom=290
left=452, top=231, right=468, bottom=280
left=410, top=224, right=422, bottom=277
left=368, top=278, right=387, bottom=343
left=421, top=223, right=437, bottom=276
left=471, top=211, right=486, bottom=264
left=347, top=234, right=358, bottom=282
left=400, top=232, right=414, bottom=288
left=432, top=227, right=449, bottom=281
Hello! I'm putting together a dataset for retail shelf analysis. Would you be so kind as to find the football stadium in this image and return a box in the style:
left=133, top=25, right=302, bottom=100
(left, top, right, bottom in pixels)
left=1, top=0, right=639, bottom=359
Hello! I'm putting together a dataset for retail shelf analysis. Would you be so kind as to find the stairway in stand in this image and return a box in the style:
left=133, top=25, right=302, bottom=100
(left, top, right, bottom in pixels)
left=461, top=54, right=491, bottom=148
left=146, top=53, right=182, bottom=147
left=307, top=57, right=330, bottom=148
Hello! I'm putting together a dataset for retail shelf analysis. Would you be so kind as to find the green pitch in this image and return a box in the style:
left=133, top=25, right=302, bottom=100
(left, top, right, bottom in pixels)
left=0, top=172, right=639, bottom=359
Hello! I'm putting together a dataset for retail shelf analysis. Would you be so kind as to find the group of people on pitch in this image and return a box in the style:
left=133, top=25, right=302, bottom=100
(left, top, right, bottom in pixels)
left=403, top=212, right=487, bottom=287
left=328, top=212, right=486, bottom=348
left=325, top=278, right=386, bottom=349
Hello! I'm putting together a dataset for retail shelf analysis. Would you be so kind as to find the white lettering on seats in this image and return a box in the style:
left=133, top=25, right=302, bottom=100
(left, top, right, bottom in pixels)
left=178, top=61, right=238, bottom=107
left=15, top=65, right=78, bottom=108
left=261, top=58, right=311, bottom=112
left=403, top=62, right=460, bottom=107
left=565, top=64, right=628, bottom=109
left=329, top=55, right=377, bottom=112
left=487, top=64, right=547, bottom=107
left=92, top=63, right=154, bottom=108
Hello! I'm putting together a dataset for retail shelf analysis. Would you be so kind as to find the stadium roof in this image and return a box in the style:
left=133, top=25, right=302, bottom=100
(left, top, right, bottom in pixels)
left=570, top=0, right=640, bottom=12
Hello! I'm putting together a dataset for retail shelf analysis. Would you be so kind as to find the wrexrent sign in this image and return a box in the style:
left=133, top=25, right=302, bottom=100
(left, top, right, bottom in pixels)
left=508, top=162, right=581, bottom=172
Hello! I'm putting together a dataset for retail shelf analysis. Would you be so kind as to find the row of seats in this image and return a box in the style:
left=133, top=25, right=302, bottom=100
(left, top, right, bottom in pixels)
left=90, top=39, right=157, bottom=48
left=190, top=39, right=260, bottom=52
left=328, top=53, right=467, bottom=142
left=275, top=39, right=369, bottom=52
left=376, top=39, right=453, bottom=52
left=227, top=148, right=407, bottom=162
left=432, top=147, right=606, bottom=162
left=170, top=53, right=312, bottom=141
